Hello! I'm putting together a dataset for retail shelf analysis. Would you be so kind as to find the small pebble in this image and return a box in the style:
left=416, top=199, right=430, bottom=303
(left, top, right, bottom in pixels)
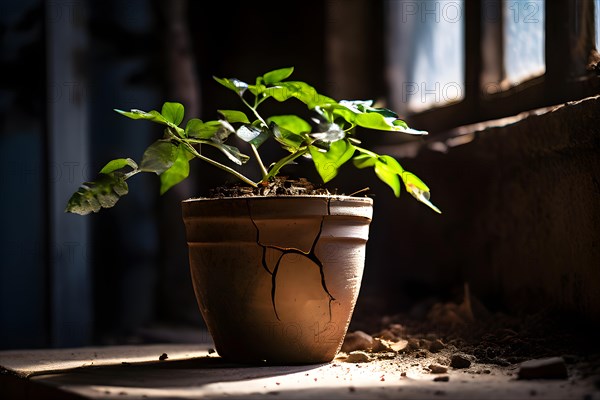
left=389, top=324, right=405, bottom=337
left=416, top=350, right=428, bottom=358
left=408, top=338, right=421, bottom=349
left=345, top=351, right=371, bottom=363
left=429, top=364, right=448, bottom=374
left=342, top=331, right=374, bottom=352
left=450, top=354, right=471, bottom=369
left=159, top=353, right=168, bottom=361
left=429, top=339, right=445, bottom=353
left=391, top=339, right=409, bottom=352
left=377, top=329, right=397, bottom=341
left=434, top=376, right=450, bottom=382
left=371, top=338, right=393, bottom=353
left=518, top=357, right=568, bottom=380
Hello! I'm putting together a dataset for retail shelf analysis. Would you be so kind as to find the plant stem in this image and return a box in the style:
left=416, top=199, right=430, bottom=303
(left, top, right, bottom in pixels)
left=124, top=169, right=141, bottom=180
left=238, top=96, right=270, bottom=178
left=250, top=143, right=268, bottom=178
left=264, top=148, right=309, bottom=182
left=354, top=146, right=379, bottom=158
left=255, top=96, right=268, bottom=108
left=176, top=138, right=257, bottom=187
left=240, top=97, right=268, bottom=128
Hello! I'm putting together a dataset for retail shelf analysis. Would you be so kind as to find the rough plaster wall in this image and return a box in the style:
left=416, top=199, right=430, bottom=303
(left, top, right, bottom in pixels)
left=358, top=96, right=600, bottom=323
left=475, top=97, right=600, bottom=321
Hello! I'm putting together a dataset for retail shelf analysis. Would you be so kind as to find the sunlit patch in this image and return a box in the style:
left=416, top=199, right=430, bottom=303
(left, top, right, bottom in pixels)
left=406, top=184, right=442, bottom=214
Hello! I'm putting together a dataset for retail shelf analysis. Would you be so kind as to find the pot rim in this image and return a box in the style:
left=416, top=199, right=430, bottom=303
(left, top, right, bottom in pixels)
left=182, top=194, right=374, bottom=204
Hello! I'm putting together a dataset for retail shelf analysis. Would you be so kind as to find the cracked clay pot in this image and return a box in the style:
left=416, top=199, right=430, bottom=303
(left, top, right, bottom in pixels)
left=182, top=195, right=373, bottom=364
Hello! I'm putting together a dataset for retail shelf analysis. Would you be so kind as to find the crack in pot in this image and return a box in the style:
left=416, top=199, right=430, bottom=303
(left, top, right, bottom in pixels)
left=246, top=198, right=335, bottom=321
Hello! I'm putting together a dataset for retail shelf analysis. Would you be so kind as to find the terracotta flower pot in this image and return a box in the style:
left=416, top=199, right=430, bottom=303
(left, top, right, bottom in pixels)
left=182, top=195, right=373, bottom=364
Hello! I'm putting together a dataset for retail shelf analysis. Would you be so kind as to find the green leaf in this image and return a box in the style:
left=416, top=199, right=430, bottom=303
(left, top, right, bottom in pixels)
left=401, top=171, right=441, bottom=213
left=213, top=76, right=248, bottom=96
left=397, top=125, right=428, bottom=135
left=140, top=140, right=178, bottom=174
left=212, top=120, right=235, bottom=143
left=378, top=155, right=404, bottom=175
left=263, top=67, right=294, bottom=84
left=265, top=81, right=336, bottom=109
left=185, top=118, right=203, bottom=136
left=236, top=125, right=270, bottom=147
left=401, top=171, right=429, bottom=192
left=340, top=100, right=398, bottom=119
left=186, top=119, right=220, bottom=139
left=271, top=123, right=306, bottom=151
left=205, top=142, right=250, bottom=165
left=393, top=119, right=409, bottom=129
left=341, top=100, right=373, bottom=110
left=364, top=107, right=398, bottom=119
left=331, top=105, right=357, bottom=125
left=309, top=140, right=355, bottom=183
left=114, top=109, right=167, bottom=124
left=354, top=112, right=396, bottom=131
left=161, top=102, right=184, bottom=125
left=353, top=153, right=377, bottom=169
left=267, top=115, right=312, bottom=135
left=159, top=145, right=191, bottom=195
left=218, top=109, right=250, bottom=124
left=248, top=83, right=267, bottom=96
left=263, top=85, right=294, bottom=102
left=65, top=173, right=129, bottom=215
left=100, top=158, right=138, bottom=174
left=342, top=106, right=419, bottom=133
left=374, top=159, right=401, bottom=197
left=310, top=123, right=345, bottom=143
left=213, top=76, right=239, bottom=92
left=333, top=104, right=424, bottom=134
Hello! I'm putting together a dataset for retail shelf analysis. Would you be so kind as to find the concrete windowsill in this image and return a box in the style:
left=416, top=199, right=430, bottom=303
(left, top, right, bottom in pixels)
left=1, top=343, right=598, bottom=400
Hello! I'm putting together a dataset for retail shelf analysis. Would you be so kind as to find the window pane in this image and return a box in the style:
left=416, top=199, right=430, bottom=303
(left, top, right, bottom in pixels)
left=386, top=0, right=465, bottom=113
left=596, top=0, right=600, bottom=49
left=503, top=0, right=545, bottom=85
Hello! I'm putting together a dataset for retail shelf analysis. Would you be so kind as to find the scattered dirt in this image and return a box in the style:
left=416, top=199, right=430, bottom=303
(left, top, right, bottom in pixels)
left=208, top=176, right=333, bottom=198
left=340, top=283, right=600, bottom=383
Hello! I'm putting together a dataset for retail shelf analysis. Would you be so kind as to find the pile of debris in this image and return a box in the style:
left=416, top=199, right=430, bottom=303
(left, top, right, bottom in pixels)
left=339, top=284, right=599, bottom=381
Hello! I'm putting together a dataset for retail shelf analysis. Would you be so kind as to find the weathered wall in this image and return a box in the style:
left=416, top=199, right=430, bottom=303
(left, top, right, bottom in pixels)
left=355, top=96, right=600, bottom=322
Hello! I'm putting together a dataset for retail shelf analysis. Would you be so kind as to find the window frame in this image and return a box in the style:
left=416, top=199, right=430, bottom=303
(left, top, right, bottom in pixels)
left=390, top=0, right=600, bottom=136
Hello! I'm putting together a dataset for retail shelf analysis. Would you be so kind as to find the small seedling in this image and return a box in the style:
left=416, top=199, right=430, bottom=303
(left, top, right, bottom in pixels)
left=66, top=67, right=440, bottom=214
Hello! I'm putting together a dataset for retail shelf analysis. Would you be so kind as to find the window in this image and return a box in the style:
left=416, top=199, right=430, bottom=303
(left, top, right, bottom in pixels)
left=597, top=0, right=600, bottom=49
left=386, top=0, right=465, bottom=113
left=386, top=0, right=600, bottom=134
left=503, top=0, right=545, bottom=85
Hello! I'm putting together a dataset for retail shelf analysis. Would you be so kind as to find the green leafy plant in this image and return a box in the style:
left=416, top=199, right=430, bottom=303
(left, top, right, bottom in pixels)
left=66, top=67, right=440, bottom=215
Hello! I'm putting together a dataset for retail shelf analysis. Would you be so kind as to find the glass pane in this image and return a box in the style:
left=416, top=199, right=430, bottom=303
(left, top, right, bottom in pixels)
left=503, top=0, right=545, bottom=85
left=386, top=0, right=465, bottom=113
left=596, top=0, right=600, bottom=49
